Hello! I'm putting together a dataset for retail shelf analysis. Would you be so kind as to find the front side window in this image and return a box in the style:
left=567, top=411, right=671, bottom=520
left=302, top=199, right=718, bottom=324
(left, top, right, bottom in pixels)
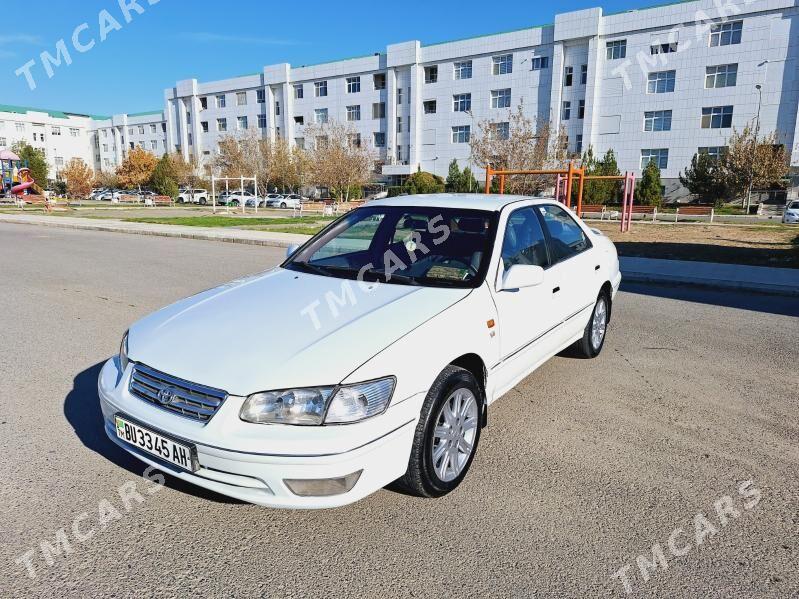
left=501, top=207, right=549, bottom=270
left=647, top=70, right=676, bottom=93
left=538, top=204, right=590, bottom=263
left=284, top=207, right=497, bottom=289
left=710, top=21, right=742, bottom=47
left=705, top=64, right=738, bottom=88
left=701, top=105, right=733, bottom=129
left=454, top=60, right=472, bottom=80
left=491, top=88, right=511, bottom=109
left=492, top=54, right=513, bottom=75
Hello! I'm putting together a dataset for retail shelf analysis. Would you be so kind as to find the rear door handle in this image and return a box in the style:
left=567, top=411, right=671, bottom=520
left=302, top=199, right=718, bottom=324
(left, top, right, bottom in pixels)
left=595, top=265, right=601, bottom=271
left=552, top=286, right=560, bottom=294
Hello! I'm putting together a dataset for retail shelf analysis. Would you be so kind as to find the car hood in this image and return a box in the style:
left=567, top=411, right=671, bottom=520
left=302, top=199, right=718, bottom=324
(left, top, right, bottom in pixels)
left=128, top=268, right=470, bottom=396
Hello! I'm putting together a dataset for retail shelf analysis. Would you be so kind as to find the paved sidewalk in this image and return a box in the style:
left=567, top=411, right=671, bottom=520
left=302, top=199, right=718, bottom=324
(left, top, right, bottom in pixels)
left=3, top=212, right=798, bottom=296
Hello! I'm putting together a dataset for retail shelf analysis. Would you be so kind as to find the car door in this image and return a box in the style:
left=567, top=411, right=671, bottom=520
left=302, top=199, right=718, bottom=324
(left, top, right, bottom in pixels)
left=489, top=206, right=563, bottom=392
left=536, top=204, right=598, bottom=340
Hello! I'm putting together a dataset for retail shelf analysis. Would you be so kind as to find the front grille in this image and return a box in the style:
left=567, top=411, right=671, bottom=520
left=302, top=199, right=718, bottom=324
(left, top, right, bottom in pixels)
left=129, top=363, right=227, bottom=422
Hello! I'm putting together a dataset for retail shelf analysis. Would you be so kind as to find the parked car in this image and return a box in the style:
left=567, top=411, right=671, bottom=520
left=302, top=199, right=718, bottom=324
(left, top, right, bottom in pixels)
left=178, top=188, right=210, bottom=205
left=268, top=194, right=306, bottom=209
left=226, top=190, right=258, bottom=207
left=99, top=189, right=127, bottom=201
left=782, top=200, right=799, bottom=224
left=90, top=188, right=109, bottom=200
left=99, top=194, right=620, bottom=508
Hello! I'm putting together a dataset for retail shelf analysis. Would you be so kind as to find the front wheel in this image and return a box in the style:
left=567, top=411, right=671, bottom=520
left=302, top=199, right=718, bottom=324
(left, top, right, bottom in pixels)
left=199, top=198, right=207, bottom=205
left=575, top=291, right=609, bottom=358
left=280, top=202, right=287, bottom=209
left=397, top=365, right=483, bottom=497
left=230, top=200, right=239, bottom=207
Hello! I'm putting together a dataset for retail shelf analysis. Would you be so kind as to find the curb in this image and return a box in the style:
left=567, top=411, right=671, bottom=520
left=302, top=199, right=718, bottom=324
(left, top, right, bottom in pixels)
left=621, top=272, right=799, bottom=297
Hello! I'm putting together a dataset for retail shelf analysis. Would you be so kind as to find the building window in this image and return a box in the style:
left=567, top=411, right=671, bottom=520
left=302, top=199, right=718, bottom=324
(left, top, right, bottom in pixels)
left=254, top=89, right=265, bottom=104
left=201, top=121, right=209, bottom=133
left=564, top=66, right=573, bottom=87
left=710, top=21, right=742, bottom=47
left=293, top=84, right=303, bottom=99
left=454, top=60, right=472, bottom=80
left=578, top=99, right=585, bottom=119
left=294, top=137, right=305, bottom=149
left=200, top=97, right=208, bottom=110
left=373, top=73, right=386, bottom=90
left=650, top=42, right=678, bottom=54
left=216, top=94, right=226, bottom=108
left=643, top=110, right=672, bottom=131
left=562, top=101, right=571, bottom=120
left=51, top=126, right=61, bottom=136
left=698, top=146, right=727, bottom=160
left=397, top=88, right=403, bottom=105
left=102, top=129, right=107, bottom=137
left=453, top=93, right=471, bottom=112
left=276, top=127, right=281, bottom=139
left=236, top=91, right=247, bottom=106
left=237, top=116, right=248, bottom=130
left=16, top=122, right=25, bottom=132
left=149, top=124, right=157, bottom=134
left=705, top=64, right=738, bottom=88
left=55, top=156, right=64, bottom=167
left=314, top=108, right=328, bottom=124
left=275, top=101, right=280, bottom=116
left=346, top=76, right=361, bottom=94
left=491, top=88, right=511, bottom=109
left=374, top=132, right=385, bottom=147
left=576, top=134, right=583, bottom=153
left=346, top=105, right=361, bottom=121
left=150, top=140, right=157, bottom=150
left=492, top=122, right=510, bottom=140
left=315, top=81, right=328, bottom=97
left=531, top=56, right=549, bottom=70
left=217, top=118, right=227, bottom=132
left=372, top=102, right=386, bottom=119
left=580, top=64, right=588, bottom=85
left=641, top=148, right=669, bottom=169
left=424, top=65, right=438, bottom=84
left=138, top=125, right=145, bottom=134
left=492, top=54, right=513, bottom=75
left=294, top=116, right=304, bottom=125
left=397, top=117, right=402, bottom=133
left=647, top=70, right=676, bottom=93
left=396, top=145, right=403, bottom=162
left=606, top=40, right=627, bottom=60
left=451, top=125, right=471, bottom=143
left=70, top=128, right=80, bottom=137
left=102, top=144, right=108, bottom=152
left=701, top=105, right=733, bottom=129
left=348, top=133, right=361, bottom=148
left=423, top=100, right=437, bottom=114
left=258, top=114, right=267, bottom=129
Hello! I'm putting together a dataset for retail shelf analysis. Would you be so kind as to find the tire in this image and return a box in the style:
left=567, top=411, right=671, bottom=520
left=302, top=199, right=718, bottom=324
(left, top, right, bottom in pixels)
left=178, top=198, right=185, bottom=204
left=397, top=365, right=483, bottom=498
left=230, top=200, right=239, bottom=207
left=199, top=198, right=207, bottom=205
left=280, top=202, right=287, bottom=209
left=575, top=290, right=610, bottom=358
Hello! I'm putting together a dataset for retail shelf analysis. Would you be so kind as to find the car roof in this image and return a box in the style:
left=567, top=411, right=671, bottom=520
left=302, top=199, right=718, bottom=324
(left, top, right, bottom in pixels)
left=369, top=193, right=556, bottom=211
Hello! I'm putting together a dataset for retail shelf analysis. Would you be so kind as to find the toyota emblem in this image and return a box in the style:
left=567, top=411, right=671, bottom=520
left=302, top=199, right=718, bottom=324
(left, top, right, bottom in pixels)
left=157, top=386, right=178, bottom=405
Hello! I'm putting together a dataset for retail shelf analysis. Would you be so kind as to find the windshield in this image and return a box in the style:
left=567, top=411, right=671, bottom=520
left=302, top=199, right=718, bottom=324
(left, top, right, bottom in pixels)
left=284, top=205, right=498, bottom=288
left=790, top=201, right=799, bottom=209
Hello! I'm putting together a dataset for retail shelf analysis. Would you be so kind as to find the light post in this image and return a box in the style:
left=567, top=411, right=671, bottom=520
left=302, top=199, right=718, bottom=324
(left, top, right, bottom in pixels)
left=745, top=84, right=763, bottom=213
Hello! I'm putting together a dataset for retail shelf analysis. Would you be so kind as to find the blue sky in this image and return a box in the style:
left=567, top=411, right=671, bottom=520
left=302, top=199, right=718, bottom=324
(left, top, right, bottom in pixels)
left=0, top=0, right=649, bottom=116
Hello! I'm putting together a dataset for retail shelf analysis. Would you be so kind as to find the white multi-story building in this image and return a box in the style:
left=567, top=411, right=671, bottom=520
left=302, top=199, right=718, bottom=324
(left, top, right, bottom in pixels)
left=3, top=0, right=798, bottom=197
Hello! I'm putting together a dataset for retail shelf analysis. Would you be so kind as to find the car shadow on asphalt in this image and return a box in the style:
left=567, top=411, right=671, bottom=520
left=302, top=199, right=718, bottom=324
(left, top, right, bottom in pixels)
left=620, top=281, right=799, bottom=318
left=63, top=362, right=242, bottom=505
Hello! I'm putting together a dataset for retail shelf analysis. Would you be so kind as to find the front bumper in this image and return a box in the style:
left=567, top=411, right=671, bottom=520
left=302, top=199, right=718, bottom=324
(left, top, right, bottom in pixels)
left=783, top=213, right=798, bottom=224
left=98, top=358, right=419, bottom=508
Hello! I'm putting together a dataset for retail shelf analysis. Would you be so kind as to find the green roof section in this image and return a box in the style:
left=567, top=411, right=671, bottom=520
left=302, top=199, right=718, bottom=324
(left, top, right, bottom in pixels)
left=0, top=102, right=110, bottom=120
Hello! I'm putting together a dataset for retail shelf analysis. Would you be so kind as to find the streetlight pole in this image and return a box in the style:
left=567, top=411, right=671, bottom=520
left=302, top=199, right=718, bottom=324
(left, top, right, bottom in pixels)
left=745, top=84, right=762, bottom=213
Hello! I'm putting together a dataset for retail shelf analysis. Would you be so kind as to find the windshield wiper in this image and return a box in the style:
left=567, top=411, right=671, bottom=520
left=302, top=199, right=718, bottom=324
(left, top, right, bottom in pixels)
left=291, top=261, right=333, bottom=277
left=365, top=268, right=420, bottom=286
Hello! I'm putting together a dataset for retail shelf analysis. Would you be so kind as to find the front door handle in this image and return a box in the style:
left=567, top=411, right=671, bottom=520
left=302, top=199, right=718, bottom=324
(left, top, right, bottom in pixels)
left=595, top=264, right=601, bottom=271
left=552, top=286, right=560, bottom=294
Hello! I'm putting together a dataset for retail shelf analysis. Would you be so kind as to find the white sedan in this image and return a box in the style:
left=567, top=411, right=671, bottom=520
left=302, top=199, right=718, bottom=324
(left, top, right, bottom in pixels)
left=783, top=200, right=799, bottom=224
left=98, top=194, right=621, bottom=508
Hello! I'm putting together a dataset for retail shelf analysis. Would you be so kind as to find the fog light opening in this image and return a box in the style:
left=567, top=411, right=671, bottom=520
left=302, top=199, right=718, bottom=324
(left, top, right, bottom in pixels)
left=283, top=470, right=363, bottom=497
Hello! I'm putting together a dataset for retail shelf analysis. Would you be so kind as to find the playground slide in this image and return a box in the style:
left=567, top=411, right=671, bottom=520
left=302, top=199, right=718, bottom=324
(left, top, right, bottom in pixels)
left=10, top=180, right=34, bottom=195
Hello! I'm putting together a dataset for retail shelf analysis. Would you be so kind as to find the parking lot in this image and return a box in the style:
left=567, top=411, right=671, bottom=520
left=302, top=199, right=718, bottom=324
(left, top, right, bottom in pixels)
left=0, top=222, right=796, bottom=598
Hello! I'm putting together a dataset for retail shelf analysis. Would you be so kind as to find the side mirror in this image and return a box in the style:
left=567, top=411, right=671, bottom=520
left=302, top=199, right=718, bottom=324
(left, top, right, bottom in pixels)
left=285, top=244, right=300, bottom=259
left=500, top=264, right=544, bottom=291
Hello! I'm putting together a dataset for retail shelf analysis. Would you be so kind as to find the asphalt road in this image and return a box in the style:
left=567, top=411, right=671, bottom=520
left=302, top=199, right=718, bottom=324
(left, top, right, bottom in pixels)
left=0, top=222, right=796, bottom=598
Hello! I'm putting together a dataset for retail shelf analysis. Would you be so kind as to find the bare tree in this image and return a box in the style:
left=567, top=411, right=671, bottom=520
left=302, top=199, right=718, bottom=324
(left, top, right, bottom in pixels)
left=303, top=120, right=376, bottom=202
left=214, top=131, right=275, bottom=197
left=470, top=103, right=568, bottom=195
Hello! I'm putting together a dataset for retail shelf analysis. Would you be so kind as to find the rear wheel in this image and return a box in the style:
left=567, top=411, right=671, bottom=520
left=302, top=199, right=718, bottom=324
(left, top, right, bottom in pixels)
left=280, top=202, right=287, bottom=209
left=199, top=198, right=207, bottom=205
left=397, top=365, right=483, bottom=497
left=230, top=200, right=239, bottom=207
left=575, top=291, right=609, bottom=358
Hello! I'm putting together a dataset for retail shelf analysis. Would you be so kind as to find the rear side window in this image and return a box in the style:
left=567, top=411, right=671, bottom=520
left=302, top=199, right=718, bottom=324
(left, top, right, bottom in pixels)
left=501, top=207, right=549, bottom=269
left=538, top=204, right=591, bottom=263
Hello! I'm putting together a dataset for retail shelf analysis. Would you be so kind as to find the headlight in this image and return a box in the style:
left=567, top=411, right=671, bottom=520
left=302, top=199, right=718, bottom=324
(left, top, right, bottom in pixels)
left=119, top=331, right=129, bottom=371
left=239, top=377, right=395, bottom=425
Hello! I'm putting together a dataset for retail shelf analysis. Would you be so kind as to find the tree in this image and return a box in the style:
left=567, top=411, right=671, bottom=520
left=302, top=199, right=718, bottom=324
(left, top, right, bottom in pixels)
left=679, top=152, right=728, bottom=207
left=637, top=160, right=663, bottom=206
left=470, top=102, right=568, bottom=195
left=94, top=170, right=120, bottom=189
left=214, top=131, right=276, bottom=197
left=460, top=167, right=478, bottom=193
left=718, top=125, right=789, bottom=209
left=304, top=120, right=376, bottom=202
left=404, top=168, right=445, bottom=194
left=446, top=159, right=463, bottom=192
left=61, top=158, right=94, bottom=199
left=581, top=147, right=621, bottom=204
left=117, top=147, right=158, bottom=190
left=11, top=141, right=48, bottom=184
left=149, top=154, right=179, bottom=198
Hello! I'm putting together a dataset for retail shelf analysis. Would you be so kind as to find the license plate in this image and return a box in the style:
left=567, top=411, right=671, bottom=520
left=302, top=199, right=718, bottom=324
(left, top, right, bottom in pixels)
left=114, top=415, right=198, bottom=472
